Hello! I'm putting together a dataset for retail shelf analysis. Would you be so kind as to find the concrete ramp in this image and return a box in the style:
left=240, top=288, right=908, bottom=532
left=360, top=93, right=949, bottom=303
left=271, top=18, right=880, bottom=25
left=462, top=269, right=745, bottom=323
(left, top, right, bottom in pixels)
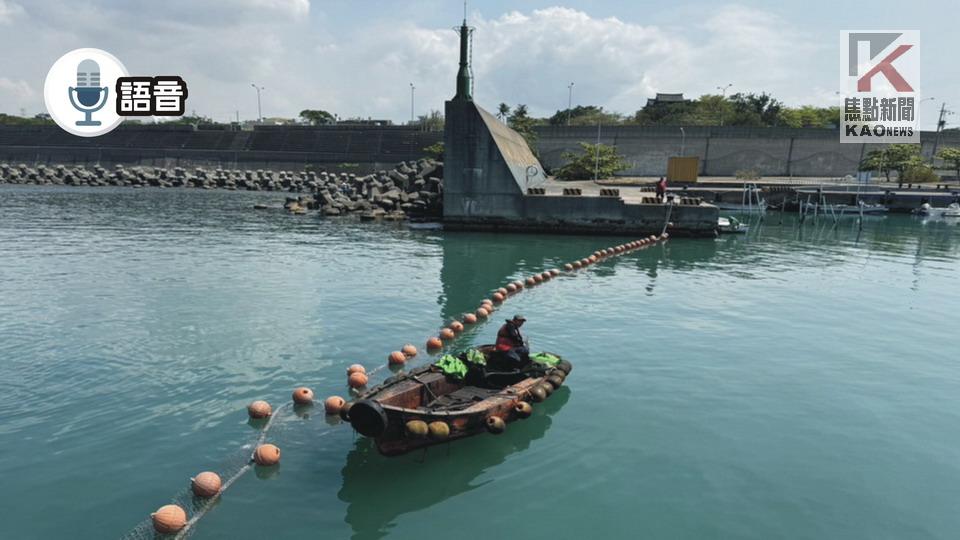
left=475, top=105, right=546, bottom=191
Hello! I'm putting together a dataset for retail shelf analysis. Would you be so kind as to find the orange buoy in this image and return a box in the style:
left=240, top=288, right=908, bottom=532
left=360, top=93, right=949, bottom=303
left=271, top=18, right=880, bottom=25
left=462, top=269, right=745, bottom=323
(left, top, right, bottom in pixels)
left=254, top=443, right=281, bottom=466
left=497, top=287, right=509, bottom=296
left=588, top=255, right=598, bottom=263
left=427, top=336, right=443, bottom=350
left=463, top=313, right=478, bottom=324
left=593, top=251, right=601, bottom=258
left=506, top=283, right=518, bottom=293
left=151, top=504, right=187, bottom=534
left=549, top=269, right=560, bottom=277
left=247, top=400, right=272, bottom=419
left=525, top=277, right=536, bottom=286
left=449, top=321, right=465, bottom=334
left=402, top=344, right=418, bottom=357
left=492, top=292, right=505, bottom=303
left=513, top=280, right=524, bottom=290
left=661, top=232, right=669, bottom=239
left=541, top=271, right=551, bottom=281
left=388, top=350, right=407, bottom=365
left=348, top=371, right=368, bottom=389
left=476, top=307, right=489, bottom=318
left=563, top=263, right=574, bottom=271
left=580, top=258, right=590, bottom=266
left=649, top=235, right=657, bottom=241
left=347, top=364, right=366, bottom=376
left=191, top=471, right=222, bottom=498
left=439, top=328, right=456, bottom=340
left=572, top=261, right=582, bottom=269
left=292, top=387, right=314, bottom=405
left=324, top=395, right=346, bottom=415
left=481, top=298, right=493, bottom=307
left=533, top=274, right=544, bottom=283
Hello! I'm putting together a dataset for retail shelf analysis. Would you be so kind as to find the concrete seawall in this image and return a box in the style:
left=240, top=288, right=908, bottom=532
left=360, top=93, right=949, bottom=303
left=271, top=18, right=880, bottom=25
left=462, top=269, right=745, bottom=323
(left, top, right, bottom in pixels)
left=3, top=124, right=958, bottom=178
left=534, top=126, right=960, bottom=178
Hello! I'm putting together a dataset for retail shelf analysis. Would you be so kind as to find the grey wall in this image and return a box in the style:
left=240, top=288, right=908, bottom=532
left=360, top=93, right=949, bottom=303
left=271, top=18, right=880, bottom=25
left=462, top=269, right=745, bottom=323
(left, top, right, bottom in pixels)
left=534, top=125, right=960, bottom=178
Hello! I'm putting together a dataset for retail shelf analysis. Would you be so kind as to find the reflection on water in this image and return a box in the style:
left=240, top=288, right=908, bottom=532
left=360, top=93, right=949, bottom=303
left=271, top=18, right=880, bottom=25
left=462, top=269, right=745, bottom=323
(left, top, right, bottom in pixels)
left=338, top=388, right=570, bottom=540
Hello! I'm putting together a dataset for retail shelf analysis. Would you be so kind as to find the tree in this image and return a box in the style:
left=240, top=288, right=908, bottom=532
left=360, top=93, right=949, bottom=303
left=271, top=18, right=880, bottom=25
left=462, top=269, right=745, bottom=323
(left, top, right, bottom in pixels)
left=423, top=141, right=444, bottom=160
left=416, top=110, right=444, bottom=131
left=508, top=104, right=539, bottom=151
left=726, top=92, right=784, bottom=126
left=555, top=142, right=629, bottom=181
left=860, top=144, right=922, bottom=181
left=549, top=105, right=623, bottom=126
left=937, top=147, right=960, bottom=183
left=497, top=103, right=511, bottom=122
left=299, top=109, right=335, bottom=125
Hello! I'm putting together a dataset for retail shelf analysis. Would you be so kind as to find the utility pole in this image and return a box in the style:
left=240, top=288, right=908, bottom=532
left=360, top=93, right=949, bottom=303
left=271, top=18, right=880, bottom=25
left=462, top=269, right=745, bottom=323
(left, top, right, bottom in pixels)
left=410, top=83, right=416, bottom=125
left=250, top=84, right=264, bottom=123
left=567, top=82, right=574, bottom=126
left=932, top=101, right=953, bottom=159
left=716, top=83, right=732, bottom=126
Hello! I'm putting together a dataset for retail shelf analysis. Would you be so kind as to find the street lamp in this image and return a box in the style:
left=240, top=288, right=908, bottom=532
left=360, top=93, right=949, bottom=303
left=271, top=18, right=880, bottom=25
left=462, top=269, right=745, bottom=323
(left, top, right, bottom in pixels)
left=567, top=82, right=575, bottom=126
left=250, top=83, right=264, bottom=123
left=679, top=127, right=686, bottom=157
left=410, top=83, right=416, bottom=125
left=716, top=83, right=732, bottom=126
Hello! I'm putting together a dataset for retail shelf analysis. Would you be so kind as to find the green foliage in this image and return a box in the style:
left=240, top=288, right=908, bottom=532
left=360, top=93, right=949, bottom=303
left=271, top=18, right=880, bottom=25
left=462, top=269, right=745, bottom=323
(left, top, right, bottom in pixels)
left=902, top=162, right=939, bottom=183
left=778, top=106, right=841, bottom=128
left=860, top=144, right=922, bottom=181
left=507, top=104, right=540, bottom=152
left=555, top=142, right=629, bottom=181
left=299, top=109, right=336, bottom=125
left=423, top=141, right=444, bottom=160
left=549, top=105, right=624, bottom=126
left=416, top=110, right=444, bottom=131
left=726, top=92, right=784, bottom=127
left=936, top=147, right=960, bottom=180
left=0, top=113, right=55, bottom=126
left=496, top=103, right=511, bottom=121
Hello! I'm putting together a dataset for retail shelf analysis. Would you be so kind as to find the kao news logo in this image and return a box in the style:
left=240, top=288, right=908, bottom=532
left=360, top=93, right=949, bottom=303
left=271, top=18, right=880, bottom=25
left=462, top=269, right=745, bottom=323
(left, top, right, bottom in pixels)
left=841, top=31, right=919, bottom=144
left=43, top=48, right=189, bottom=137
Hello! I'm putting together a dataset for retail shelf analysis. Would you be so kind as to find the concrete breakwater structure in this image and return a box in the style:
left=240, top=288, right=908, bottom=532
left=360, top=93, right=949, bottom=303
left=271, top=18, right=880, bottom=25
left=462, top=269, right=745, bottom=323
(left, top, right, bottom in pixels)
left=441, top=17, right=718, bottom=237
left=0, top=160, right=444, bottom=219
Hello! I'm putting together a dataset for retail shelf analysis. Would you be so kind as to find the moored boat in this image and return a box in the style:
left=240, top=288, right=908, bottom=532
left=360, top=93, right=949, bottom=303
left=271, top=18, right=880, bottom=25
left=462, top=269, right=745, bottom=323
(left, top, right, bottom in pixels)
left=343, top=345, right=571, bottom=456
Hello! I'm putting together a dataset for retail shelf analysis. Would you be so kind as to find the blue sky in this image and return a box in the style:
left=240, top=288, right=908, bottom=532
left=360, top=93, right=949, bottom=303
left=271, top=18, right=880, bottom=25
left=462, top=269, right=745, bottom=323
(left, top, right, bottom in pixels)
left=1, top=0, right=956, bottom=129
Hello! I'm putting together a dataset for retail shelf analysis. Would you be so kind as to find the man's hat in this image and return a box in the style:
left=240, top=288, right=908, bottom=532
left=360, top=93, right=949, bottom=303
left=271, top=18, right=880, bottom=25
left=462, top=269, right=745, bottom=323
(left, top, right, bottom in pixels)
left=510, top=314, right=526, bottom=322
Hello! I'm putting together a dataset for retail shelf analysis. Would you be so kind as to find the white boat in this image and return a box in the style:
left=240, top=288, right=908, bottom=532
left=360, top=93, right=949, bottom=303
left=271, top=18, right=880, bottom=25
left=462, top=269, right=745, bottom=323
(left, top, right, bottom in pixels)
left=717, top=216, right=748, bottom=234
left=801, top=201, right=888, bottom=216
left=913, top=202, right=960, bottom=218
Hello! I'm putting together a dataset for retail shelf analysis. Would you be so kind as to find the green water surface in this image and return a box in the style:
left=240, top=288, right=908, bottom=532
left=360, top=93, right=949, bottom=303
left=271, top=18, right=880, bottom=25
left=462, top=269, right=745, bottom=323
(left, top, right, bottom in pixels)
left=1, top=186, right=959, bottom=539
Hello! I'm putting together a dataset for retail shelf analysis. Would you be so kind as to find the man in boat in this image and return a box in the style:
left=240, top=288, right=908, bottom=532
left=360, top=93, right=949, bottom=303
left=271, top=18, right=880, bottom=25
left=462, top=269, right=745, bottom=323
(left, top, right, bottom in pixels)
left=494, top=314, right=530, bottom=368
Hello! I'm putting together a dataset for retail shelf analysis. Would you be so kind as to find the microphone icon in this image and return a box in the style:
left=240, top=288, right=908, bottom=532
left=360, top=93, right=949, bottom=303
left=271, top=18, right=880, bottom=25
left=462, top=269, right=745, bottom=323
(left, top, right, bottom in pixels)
left=68, top=59, right=109, bottom=126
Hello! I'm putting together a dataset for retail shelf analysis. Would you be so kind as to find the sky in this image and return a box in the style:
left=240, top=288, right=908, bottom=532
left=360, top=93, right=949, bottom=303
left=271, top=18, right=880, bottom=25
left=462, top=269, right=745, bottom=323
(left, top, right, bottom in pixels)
left=1, top=0, right=957, bottom=130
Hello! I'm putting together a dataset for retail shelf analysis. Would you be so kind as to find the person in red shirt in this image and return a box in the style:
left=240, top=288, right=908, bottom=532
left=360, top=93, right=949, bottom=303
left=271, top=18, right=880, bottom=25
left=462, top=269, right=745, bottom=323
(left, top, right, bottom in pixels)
left=495, top=314, right=529, bottom=367
left=655, top=176, right=668, bottom=202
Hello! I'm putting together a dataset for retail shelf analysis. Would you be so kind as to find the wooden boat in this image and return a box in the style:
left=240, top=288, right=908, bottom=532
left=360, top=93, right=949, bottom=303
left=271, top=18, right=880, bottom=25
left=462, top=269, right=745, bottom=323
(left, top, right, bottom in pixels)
left=343, top=345, right=572, bottom=456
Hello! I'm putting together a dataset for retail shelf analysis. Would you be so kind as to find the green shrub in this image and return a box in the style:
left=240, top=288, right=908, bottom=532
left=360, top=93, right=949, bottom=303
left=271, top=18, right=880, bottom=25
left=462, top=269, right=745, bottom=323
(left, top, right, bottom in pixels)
left=555, top=143, right=628, bottom=181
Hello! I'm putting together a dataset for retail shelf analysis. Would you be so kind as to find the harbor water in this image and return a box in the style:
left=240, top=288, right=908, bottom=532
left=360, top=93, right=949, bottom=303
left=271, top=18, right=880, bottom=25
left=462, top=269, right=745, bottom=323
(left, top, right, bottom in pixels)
left=1, top=186, right=959, bottom=539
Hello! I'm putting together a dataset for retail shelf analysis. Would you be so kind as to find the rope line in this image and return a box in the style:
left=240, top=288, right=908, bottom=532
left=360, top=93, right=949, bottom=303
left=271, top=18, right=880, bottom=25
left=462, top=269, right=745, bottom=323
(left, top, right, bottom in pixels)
left=119, top=234, right=668, bottom=539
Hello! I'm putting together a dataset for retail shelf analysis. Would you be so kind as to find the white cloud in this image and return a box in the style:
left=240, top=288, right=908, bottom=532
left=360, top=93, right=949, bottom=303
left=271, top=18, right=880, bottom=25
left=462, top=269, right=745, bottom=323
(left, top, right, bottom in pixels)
left=0, top=3, right=852, bottom=121
left=0, top=0, right=24, bottom=24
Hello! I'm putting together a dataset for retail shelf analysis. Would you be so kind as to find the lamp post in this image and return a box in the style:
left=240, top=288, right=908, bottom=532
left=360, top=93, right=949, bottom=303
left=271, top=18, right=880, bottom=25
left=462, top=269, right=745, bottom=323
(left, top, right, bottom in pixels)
left=716, top=83, right=732, bottom=126
left=410, top=83, right=416, bottom=125
left=567, top=82, right=574, bottom=126
left=250, top=84, right=264, bottom=123
left=679, top=127, right=686, bottom=157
